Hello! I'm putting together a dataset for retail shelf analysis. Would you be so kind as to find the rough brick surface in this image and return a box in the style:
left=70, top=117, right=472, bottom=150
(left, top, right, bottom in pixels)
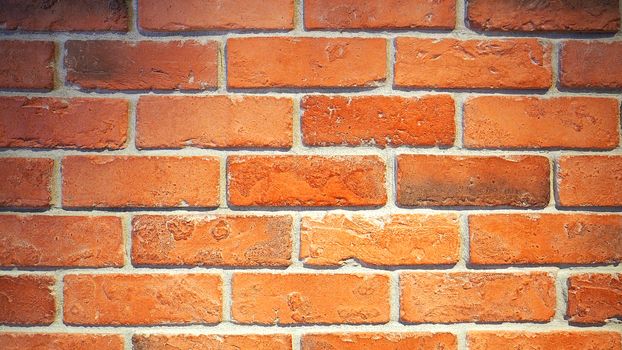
left=557, top=156, right=622, bottom=207
left=301, top=333, right=457, bottom=350
left=0, top=97, right=128, bottom=149
left=138, top=0, right=294, bottom=31
left=0, top=158, right=53, bottom=208
left=464, top=96, right=620, bottom=149
left=0, top=275, right=55, bottom=325
left=227, top=37, right=386, bottom=88
left=0, top=333, right=124, bottom=350
left=560, top=41, right=622, bottom=89
left=133, top=334, right=292, bottom=350
left=304, top=0, right=456, bottom=30
left=65, top=40, right=218, bottom=91
left=132, top=215, right=292, bottom=267
left=468, top=331, right=622, bottom=350
left=567, top=273, right=622, bottom=324
left=0, top=40, right=54, bottom=90
left=63, top=274, right=222, bottom=325
left=469, top=214, right=622, bottom=265
left=0, top=0, right=129, bottom=32
left=397, top=155, right=550, bottom=208
left=301, top=95, right=455, bottom=148
left=232, top=273, right=390, bottom=325
left=0, top=215, right=124, bottom=267
left=300, top=214, right=460, bottom=266
left=137, top=95, right=293, bottom=149
left=400, top=272, right=556, bottom=323
left=228, top=156, right=386, bottom=207
left=62, top=156, right=220, bottom=208
left=394, top=38, right=552, bottom=89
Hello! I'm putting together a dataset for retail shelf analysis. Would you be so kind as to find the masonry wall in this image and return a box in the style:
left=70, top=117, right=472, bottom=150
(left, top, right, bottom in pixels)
left=0, top=0, right=621, bottom=349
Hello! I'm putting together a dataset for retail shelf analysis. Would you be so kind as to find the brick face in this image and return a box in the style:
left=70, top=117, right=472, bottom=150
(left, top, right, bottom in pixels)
left=557, top=156, right=622, bottom=207
left=301, top=333, right=458, bottom=350
left=560, top=41, right=622, bottom=89
left=133, top=334, right=292, bottom=350
left=0, top=275, right=55, bottom=325
left=0, top=334, right=124, bottom=350
left=468, top=331, right=622, bottom=350
left=567, top=273, right=622, bottom=324
left=0, top=40, right=55, bottom=90
left=0, top=158, right=54, bottom=209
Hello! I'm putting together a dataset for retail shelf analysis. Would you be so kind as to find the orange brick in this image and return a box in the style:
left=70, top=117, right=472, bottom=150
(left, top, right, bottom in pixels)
left=469, top=214, right=622, bottom=265
left=557, top=156, right=622, bottom=207
left=227, top=37, right=386, bottom=88
left=464, top=96, right=620, bottom=149
left=301, top=333, right=457, bottom=350
left=468, top=331, right=622, bottom=350
left=133, top=334, right=292, bottom=350
left=467, top=0, right=620, bottom=32
left=0, top=41, right=54, bottom=90
left=0, top=275, right=55, bottom=325
left=301, top=95, right=455, bottom=148
left=567, top=273, right=622, bottom=324
left=62, top=156, right=220, bottom=208
left=136, top=96, right=293, bottom=149
left=394, top=38, right=552, bottom=89
left=132, top=215, right=292, bottom=267
left=304, top=0, right=455, bottom=30
left=0, top=333, right=124, bottom=350
left=400, top=272, right=556, bottom=323
left=300, top=214, right=460, bottom=266
left=0, top=158, right=53, bottom=209
left=232, top=273, right=390, bottom=325
left=65, top=40, right=218, bottom=91
left=0, top=215, right=124, bottom=268
left=560, top=41, right=622, bottom=89
left=396, top=155, right=550, bottom=208
left=138, top=0, right=294, bottom=31
left=0, top=97, right=128, bottom=149
left=0, top=0, right=128, bottom=31
left=227, top=155, right=386, bottom=207
left=63, top=274, right=222, bottom=325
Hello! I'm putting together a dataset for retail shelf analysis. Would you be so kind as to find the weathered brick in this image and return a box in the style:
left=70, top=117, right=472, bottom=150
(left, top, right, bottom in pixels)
left=394, top=38, right=552, bottom=89
left=0, top=41, right=54, bottom=90
left=63, top=274, right=222, bottom=325
left=227, top=37, right=386, bottom=88
left=232, top=273, right=390, bottom=325
left=136, top=95, right=293, bottom=149
left=133, top=334, right=292, bottom=350
left=468, top=331, right=622, bottom=350
left=469, top=214, right=622, bottom=265
left=300, top=214, right=460, bottom=266
left=65, top=40, right=218, bottom=90
left=400, top=272, right=556, bottom=323
left=560, top=41, right=622, bottom=89
left=0, top=97, right=128, bottom=149
left=567, top=273, right=622, bottom=324
left=557, top=156, right=622, bottom=207
left=464, top=96, right=620, bottom=149
left=62, top=156, right=220, bottom=208
left=301, top=95, right=455, bottom=148
left=227, top=155, right=386, bottom=207
left=0, top=158, right=53, bottom=209
left=0, top=333, right=123, bottom=350
left=396, top=155, right=550, bottom=208
left=0, top=275, right=55, bottom=325
left=301, top=333, right=457, bottom=350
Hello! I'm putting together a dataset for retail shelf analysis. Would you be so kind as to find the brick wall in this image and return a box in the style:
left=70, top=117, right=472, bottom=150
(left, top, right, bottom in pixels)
left=0, top=0, right=621, bottom=349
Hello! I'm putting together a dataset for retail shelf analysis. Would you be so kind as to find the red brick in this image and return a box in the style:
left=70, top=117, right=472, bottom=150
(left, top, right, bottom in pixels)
left=0, top=0, right=128, bottom=32
left=464, top=96, right=619, bottom=149
left=62, top=156, right=220, bottom=208
left=469, top=214, right=622, bottom=265
left=301, top=95, right=455, bottom=148
left=468, top=331, right=622, bottom=350
left=227, top=37, right=386, bottom=88
left=0, top=158, right=53, bottom=209
left=467, top=0, right=620, bottom=32
left=232, top=273, right=390, bottom=325
left=396, top=155, right=550, bottom=208
left=138, top=0, right=294, bottom=32
left=63, top=274, right=222, bottom=325
left=133, top=334, right=292, bottom=350
left=0, top=275, right=55, bottom=325
left=300, top=214, right=460, bottom=266
left=227, top=155, right=386, bottom=207
left=560, top=41, right=622, bottom=89
left=394, top=38, right=552, bottom=89
left=0, top=215, right=124, bottom=268
left=65, top=40, right=218, bottom=91
left=0, top=97, right=128, bottom=149
left=0, top=41, right=54, bottom=90
left=304, top=0, right=455, bottom=30
left=567, top=273, right=622, bottom=324
left=301, top=333, right=457, bottom=350
left=136, top=95, right=292, bottom=149
left=0, top=334, right=123, bottom=350
left=132, top=215, right=292, bottom=267
left=400, top=272, right=556, bottom=323
left=557, top=156, right=622, bottom=207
